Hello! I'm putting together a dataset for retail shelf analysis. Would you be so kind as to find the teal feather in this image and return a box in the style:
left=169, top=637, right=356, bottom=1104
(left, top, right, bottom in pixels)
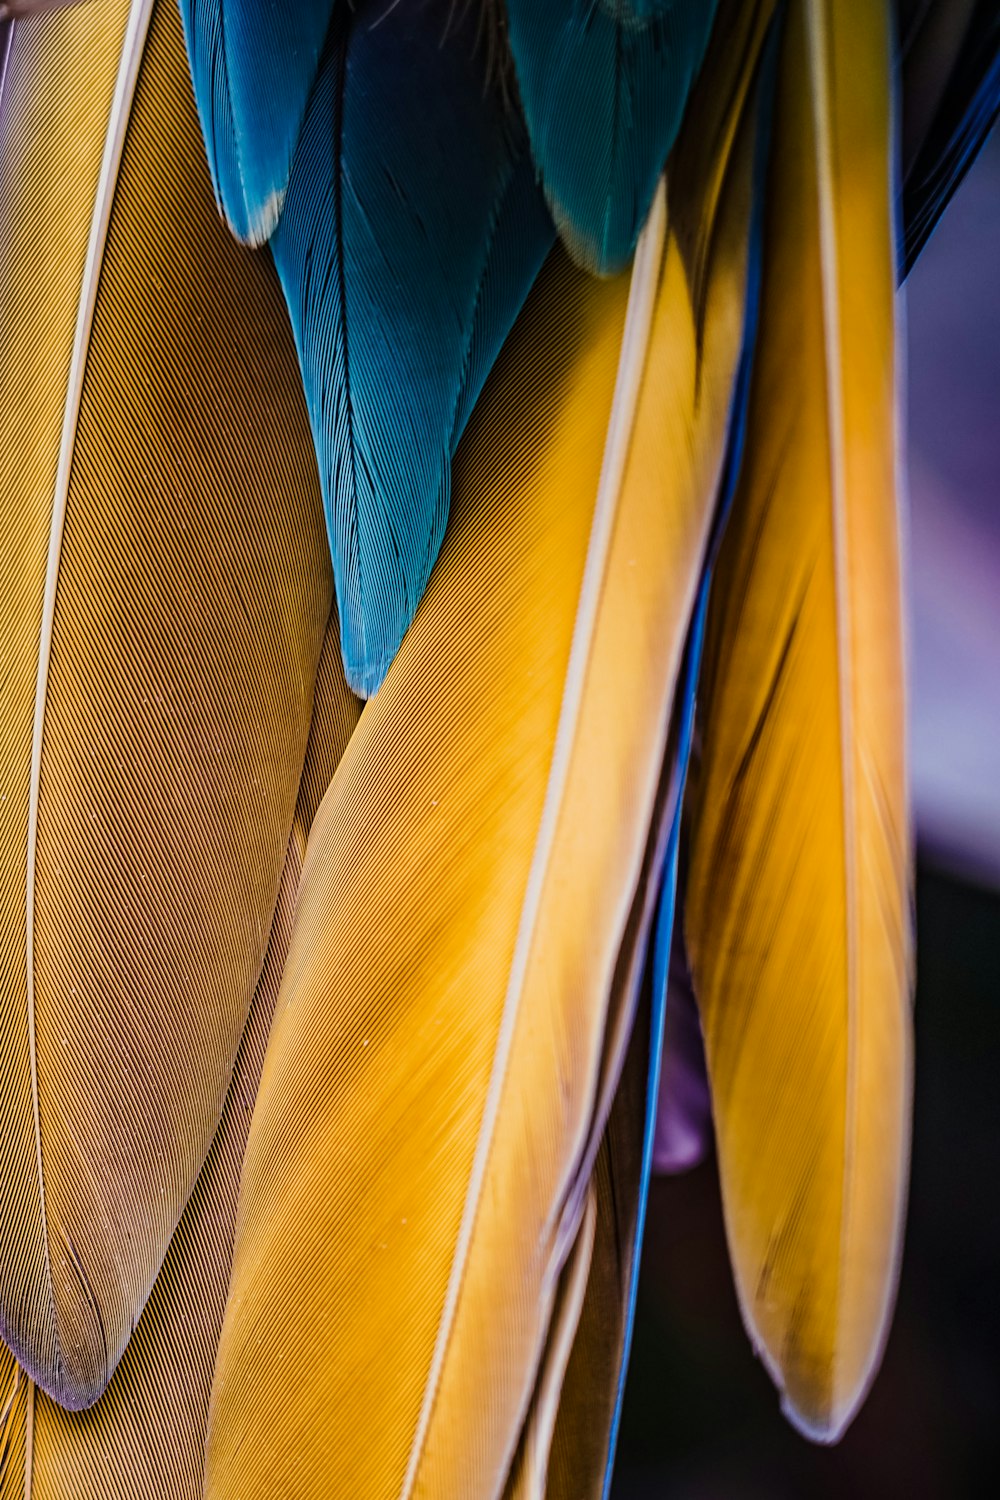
left=504, top=0, right=718, bottom=273
left=268, top=0, right=554, bottom=695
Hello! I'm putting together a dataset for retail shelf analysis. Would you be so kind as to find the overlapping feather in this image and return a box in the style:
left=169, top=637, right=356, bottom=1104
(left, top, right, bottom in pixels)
left=685, top=0, right=913, bottom=1441
left=179, top=0, right=337, bottom=244
left=203, top=8, right=778, bottom=1480
left=504, top=0, right=718, bottom=273
left=0, top=0, right=331, bottom=1407
left=0, top=609, right=359, bottom=1498
left=181, top=0, right=554, bottom=696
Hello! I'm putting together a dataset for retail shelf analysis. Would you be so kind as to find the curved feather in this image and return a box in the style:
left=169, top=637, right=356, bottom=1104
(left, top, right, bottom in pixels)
left=0, top=0, right=330, bottom=1407
left=503, top=0, right=717, bottom=273
left=205, top=131, right=748, bottom=1486
left=685, top=0, right=913, bottom=1441
left=267, top=0, right=554, bottom=695
left=0, top=604, right=358, bottom=1499
left=898, top=0, right=1000, bottom=275
left=179, top=0, right=337, bottom=244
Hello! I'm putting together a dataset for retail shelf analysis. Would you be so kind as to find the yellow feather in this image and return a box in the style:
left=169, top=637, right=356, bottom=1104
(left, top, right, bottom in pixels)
left=0, top=0, right=330, bottom=1406
left=685, top=0, right=913, bottom=1441
left=204, top=19, right=769, bottom=1488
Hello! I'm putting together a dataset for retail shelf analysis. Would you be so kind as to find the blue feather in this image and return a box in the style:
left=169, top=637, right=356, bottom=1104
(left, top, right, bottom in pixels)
left=268, top=1, right=554, bottom=696
left=505, top=0, right=717, bottom=273
left=179, top=0, right=337, bottom=244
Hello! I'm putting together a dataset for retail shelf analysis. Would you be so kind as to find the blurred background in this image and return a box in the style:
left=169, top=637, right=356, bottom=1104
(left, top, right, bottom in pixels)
left=613, top=132, right=1000, bottom=1498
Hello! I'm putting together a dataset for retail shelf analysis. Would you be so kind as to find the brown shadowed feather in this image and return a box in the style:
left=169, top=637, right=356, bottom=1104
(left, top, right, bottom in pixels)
left=0, top=0, right=331, bottom=1408
left=0, top=603, right=359, bottom=1498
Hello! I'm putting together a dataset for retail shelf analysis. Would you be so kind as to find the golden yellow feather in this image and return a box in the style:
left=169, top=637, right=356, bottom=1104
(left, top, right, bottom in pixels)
left=685, top=0, right=913, bottom=1441
left=0, top=609, right=359, bottom=1498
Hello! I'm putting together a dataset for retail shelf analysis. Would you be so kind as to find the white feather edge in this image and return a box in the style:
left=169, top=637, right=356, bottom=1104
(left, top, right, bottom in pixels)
left=400, top=180, right=669, bottom=1500
left=23, top=0, right=154, bottom=1350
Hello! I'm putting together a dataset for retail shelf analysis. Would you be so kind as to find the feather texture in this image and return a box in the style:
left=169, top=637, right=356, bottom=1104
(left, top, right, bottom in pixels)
left=0, top=0, right=330, bottom=1407
left=685, top=0, right=913, bottom=1440
left=179, top=0, right=337, bottom=244
left=264, top=0, right=554, bottom=695
left=898, top=0, right=1000, bottom=275
left=503, top=0, right=717, bottom=273
left=0, top=835, right=301, bottom=1500
left=0, top=598, right=359, bottom=1498
left=204, top=119, right=749, bottom=1482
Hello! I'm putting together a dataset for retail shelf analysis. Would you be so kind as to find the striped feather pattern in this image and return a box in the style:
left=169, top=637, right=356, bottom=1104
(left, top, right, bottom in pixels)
left=0, top=0, right=330, bottom=1407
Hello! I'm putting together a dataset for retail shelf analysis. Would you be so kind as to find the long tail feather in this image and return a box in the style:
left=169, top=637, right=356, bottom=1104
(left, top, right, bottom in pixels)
left=685, top=0, right=913, bottom=1441
left=0, top=608, right=358, bottom=1498
left=0, top=0, right=330, bottom=1407
left=203, top=102, right=751, bottom=1482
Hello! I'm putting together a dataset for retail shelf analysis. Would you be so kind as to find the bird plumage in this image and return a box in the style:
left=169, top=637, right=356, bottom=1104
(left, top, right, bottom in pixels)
left=0, top=0, right=330, bottom=1407
left=0, top=0, right=995, bottom=1494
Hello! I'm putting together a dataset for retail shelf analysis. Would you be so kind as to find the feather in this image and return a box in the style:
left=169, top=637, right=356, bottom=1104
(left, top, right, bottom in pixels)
left=898, top=0, right=1000, bottom=275
left=0, top=596, right=359, bottom=1498
left=501, top=1187, right=598, bottom=1500
left=685, top=0, right=913, bottom=1441
left=0, top=0, right=330, bottom=1407
left=264, top=0, right=554, bottom=695
left=203, top=114, right=754, bottom=1482
left=178, top=0, right=337, bottom=244
left=503, top=0, right=718, bottom=273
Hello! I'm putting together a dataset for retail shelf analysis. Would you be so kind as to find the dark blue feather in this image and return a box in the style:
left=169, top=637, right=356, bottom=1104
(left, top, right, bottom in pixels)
left=179, top=0, right=337, bottom=244
left=504, top=0, right=717, bottom=273
left=269, top=1, right=554, bottom=695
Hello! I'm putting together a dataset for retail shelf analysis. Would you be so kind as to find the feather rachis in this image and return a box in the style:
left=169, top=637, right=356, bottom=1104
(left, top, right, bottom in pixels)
left=22, top=0, right=153, bottom=1406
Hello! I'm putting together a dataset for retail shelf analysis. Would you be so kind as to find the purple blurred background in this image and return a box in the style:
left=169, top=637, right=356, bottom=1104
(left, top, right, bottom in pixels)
left=616, top=133, right=1000, bottom=1498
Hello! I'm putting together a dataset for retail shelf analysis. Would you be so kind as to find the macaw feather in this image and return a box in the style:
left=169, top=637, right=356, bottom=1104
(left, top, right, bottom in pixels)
left=258, top=0, right=555, bottom=696
left=0, top=0, right=331, bottom=1407
left=685, top=0, right=913, bottom=1441
left=203, top=97, right=756, bottom=1478
left=179, top=0, right=337, bottom=244
left=503, top=0, right=718, bottom=273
